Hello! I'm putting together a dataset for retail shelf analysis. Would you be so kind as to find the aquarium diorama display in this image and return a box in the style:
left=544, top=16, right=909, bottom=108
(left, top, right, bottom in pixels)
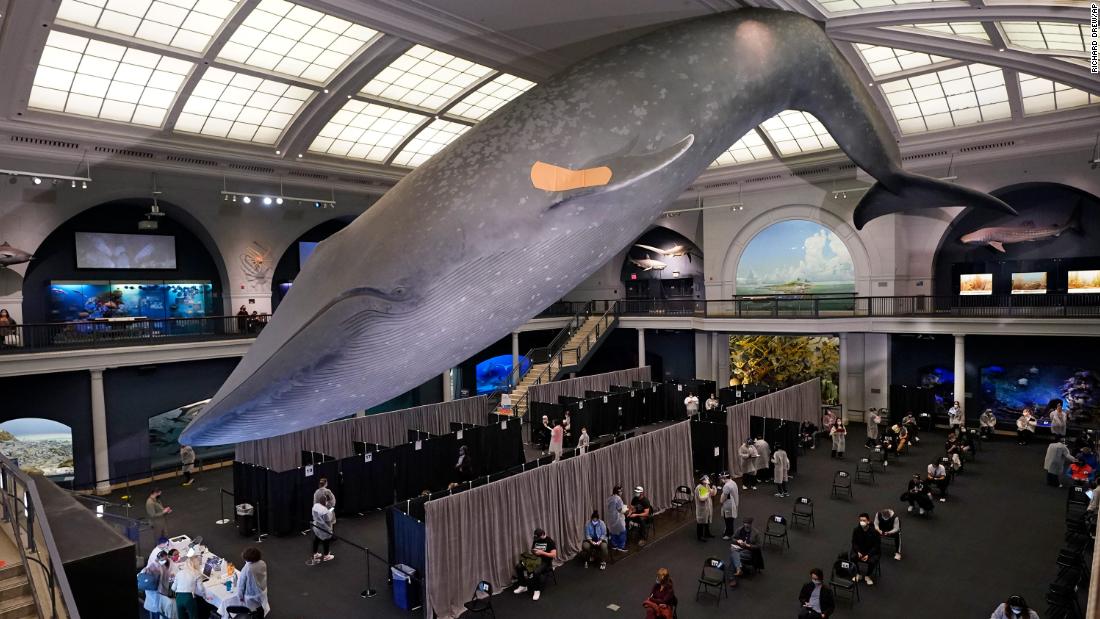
left=918, top=365, right=955, bottom=409
left=50, top=280, right=212, bottom=321
left=1011, top=272, right=1047, bottom=294
left=736, top=220, right=854, bottom=297
left=476, top=354, right=531, bottom=395
left=729, top=334, right=839, bottom=403
left=1068, top=270, right=1100, bottom=294
left=149, top=400, right=233, bottom=470
left=0, top=418, right=73, bottom=479
left=980, top=365, right=1100, bottom=425
left=959, top=273, right=993, bottom=295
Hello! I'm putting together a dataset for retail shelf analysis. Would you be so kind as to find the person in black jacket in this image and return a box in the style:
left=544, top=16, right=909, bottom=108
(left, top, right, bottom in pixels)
left=798, top=568, right=835, bottom=618
left=849, top=513, right=881, bottom=586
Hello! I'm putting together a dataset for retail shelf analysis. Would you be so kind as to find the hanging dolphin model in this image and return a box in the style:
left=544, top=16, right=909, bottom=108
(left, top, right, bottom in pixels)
left=182, top=9, right=1014, bottom=445
left=0, top=242, right=33, bottom=268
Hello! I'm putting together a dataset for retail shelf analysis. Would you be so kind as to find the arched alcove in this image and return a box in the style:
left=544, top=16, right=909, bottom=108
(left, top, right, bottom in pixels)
left=0, top=417, right=73, bottom=479
left=22, top=199, right=229, bottom=323
left=720, top=206, right=870, bottom=298
left=620, top=227, right=704, bottom=300
left=270, top=216, right=354, bottom=311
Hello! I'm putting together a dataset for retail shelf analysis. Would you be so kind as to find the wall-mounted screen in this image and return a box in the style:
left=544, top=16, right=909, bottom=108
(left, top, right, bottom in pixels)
left=75, top=232, right=176, bottom=269
left=1011, top=272, right=1047, bottom=295
left=475, top=354, right=531, bottom=395
left=299, top=241, right=319, bottom=268
left=959, top=273, right=993, bottom=295
left=1069, top=270, right=1100, bottom=294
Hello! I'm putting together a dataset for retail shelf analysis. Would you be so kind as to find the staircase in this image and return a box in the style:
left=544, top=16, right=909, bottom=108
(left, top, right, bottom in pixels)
left=0, top=561, right=35, bottom=619
left=505, top=301, right=619, bottom=418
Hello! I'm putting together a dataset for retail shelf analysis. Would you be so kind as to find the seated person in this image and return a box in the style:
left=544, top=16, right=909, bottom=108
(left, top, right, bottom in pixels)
left=902, top=412, right=920, bottom=444
left=582, top=510, right=609, bottom=570
left=876, top=436, right=894, bottom=467
left=1070, top=460, right=1094, bottom=487
left=979, top=409, right=998, bottom=438
left=903, top=474, right=935, bottom=515
left=957, top=430, right=975, bottom=455
left=798, top=567, right=835, bottom=619
left=926, top=460, right=949, bottom=502
left=799, top=422, right=818, bottom=450
left=850, top=513, right=881, bottom=586
left=628, top=486, right=654, bottom=544
left=513, top=528, right=557, bottom=601
left=643, top=568, right=675, bottom=619
left=893, top=424, right=909, bottom=453
left=726, top=517, right=764, bottom=586
left=1076, top=446, right=1099, bottom=472
left=874, top=508, right=902, bottom=561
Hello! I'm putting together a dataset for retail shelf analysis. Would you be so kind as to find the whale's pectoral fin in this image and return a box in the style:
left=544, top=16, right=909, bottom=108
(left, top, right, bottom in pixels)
left=852, top=170, right=1017, bottom=230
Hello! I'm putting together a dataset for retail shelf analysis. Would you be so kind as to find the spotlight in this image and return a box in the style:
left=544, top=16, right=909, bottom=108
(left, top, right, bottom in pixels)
left=314, top=202, right=320, bottom=208
left=275, top=150, right=281, bottom=155
left=232, top=195, right=237, bottom=202
left=242, top=196, right=251, bottom=204
left=275, top=197, right=283, bottom=205
left=81, top=181, right=87, bottom=189
left=297, top=154, right=303, bottom=158
left=71, top=180, right=76, bottom=188
left=262, top=196, right=272, bottom=205
left=223, top=194, right=228, bottom=201
left=32, top=177, right=41, bottom=185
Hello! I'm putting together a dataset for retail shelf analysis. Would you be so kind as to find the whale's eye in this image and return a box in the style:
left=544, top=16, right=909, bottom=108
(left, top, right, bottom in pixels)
left=393, top=286, right=406, bottom=297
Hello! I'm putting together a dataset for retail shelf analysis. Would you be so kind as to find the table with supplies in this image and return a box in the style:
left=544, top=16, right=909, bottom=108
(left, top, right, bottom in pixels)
left=168, top=535, right=272, bottom=618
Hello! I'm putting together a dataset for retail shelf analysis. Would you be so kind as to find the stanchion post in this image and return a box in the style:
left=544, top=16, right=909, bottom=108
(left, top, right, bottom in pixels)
left=215, top=488, right=230, bottom=525
left=361, top=547, right=377, bottom=598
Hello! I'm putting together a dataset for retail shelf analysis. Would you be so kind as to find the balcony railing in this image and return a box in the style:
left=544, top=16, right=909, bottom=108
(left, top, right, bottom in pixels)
left=0, top=315, right=266, bottom=355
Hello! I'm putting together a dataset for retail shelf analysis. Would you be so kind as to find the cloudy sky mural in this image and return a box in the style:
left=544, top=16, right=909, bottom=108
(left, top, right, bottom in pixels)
left=737, top=220, right=854, bottom=295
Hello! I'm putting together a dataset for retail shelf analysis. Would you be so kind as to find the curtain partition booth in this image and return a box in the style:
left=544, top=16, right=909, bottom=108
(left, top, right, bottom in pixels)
left=526, top=366, right=653, bottom=405
left=665, top=379, right=717, bottom=417
left=424, top=422, right=694, bottom=619
left=726, top=379, right=822, bottom=476
left=889, top=384, right=937, bottom=421
left=529, top=381, right=672, bottom=447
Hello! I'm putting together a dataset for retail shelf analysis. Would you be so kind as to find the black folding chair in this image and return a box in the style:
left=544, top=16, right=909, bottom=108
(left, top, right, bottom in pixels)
left=830, top=561, right=860, bottom=605
left=671, top=485, right=693, bottom=517
left=463, top=581, right=495, bottom=618
left=764, top=515, right=789, bottom=551
left=695, top=557, right=728, bottom=606
left=791, top=496, right=815, bottom=529
left=855, top=457, right=876, bottom=485
left=831, top=471, right=853, bottom=500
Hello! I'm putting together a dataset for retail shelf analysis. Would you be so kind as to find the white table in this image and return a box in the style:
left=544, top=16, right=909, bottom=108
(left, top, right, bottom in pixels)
left=167, top=535, right=272, bottom=619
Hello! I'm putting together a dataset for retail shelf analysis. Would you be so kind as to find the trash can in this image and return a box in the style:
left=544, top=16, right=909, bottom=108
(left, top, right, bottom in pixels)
left=235, top=503, right=255, bottom=537
left=391, top=564, right=418, bottom=610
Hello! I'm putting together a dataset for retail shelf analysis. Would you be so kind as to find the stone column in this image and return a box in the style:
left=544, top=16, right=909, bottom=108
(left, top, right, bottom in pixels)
left=838, top=333, right=849, bottom=421
left=89, top=369, right=110, bottom=495
left=637, top=328, right=646, bottom=368
left=511, top=332, right=520, bottom=385
left=442, top=370, right=453, bottom=402
left=954, top=334, right=966, bottom=415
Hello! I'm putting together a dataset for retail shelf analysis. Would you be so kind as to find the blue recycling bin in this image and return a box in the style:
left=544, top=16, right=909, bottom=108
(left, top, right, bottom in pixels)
left=391, top=564, right=417, bottom=610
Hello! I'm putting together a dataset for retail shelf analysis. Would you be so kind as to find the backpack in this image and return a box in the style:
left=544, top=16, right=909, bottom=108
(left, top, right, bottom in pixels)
left=137, top=570, right=159, bottom=592
left=519, top=552, right=541, bottom=574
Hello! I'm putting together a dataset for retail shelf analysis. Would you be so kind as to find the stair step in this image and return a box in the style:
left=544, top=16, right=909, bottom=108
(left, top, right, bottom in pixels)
left=0, top=578, right=30, bottom=604
left=0, top=566, right=24, bottom=584
left=0, top=594, right=35, bottom=619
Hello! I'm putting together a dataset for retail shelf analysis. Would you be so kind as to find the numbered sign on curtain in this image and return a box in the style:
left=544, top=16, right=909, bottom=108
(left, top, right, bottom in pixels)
left=365, top=452, right=373, bottom=463
left=603, top=396, right=608, bottom=403
left=677, top=385, right=683, bottom=392
left=415, top=440, right=423, bottom=451
left=305, top=465, right=314, bottom=477
left=579, top=402, right=584, bottom=409
left=714, top=447, right=720, bottom=457
left=456, top=430, right=464, bottom=440
left=736, top=391, right=742, bottom=398
left=500, top=421, right=507, bottom=430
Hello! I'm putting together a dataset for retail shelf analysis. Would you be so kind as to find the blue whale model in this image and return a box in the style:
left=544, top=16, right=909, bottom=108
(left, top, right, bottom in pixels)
left=182, top=9, right=1014, bottom=445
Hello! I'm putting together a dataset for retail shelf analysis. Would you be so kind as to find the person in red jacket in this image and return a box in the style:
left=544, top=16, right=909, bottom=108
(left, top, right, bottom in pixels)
left=643, top=568, right=676, bottom=619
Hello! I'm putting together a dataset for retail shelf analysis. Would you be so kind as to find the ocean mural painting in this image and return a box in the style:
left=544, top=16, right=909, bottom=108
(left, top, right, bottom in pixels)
left=0, top=418, right=73, bottom=478
left=736, top=220, right=855, bottom=296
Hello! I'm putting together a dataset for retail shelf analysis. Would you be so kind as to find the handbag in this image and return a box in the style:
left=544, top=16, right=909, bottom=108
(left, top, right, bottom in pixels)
left=137, top=570, right=159, bottom=592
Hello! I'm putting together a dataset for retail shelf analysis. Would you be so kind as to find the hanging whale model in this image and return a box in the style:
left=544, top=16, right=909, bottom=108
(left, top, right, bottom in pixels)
left=0, top=242, right=33, bottom=268
left=634, top=243, right=698, bottom=262
left=630, top=255, right=668, bottom=271
left=181, top=9, right=1015, bottom=445
left=960, top=204, right=1081, bottom=252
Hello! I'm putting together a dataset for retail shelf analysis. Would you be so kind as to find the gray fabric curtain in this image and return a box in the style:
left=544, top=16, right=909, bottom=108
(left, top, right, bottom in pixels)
left=424, top=421, right=692, bottom=619
left=725, top=379, right=821, bottom=476
left=235, top=396, right=488, bottom=472
left=527, top=366, right=652, bottom=404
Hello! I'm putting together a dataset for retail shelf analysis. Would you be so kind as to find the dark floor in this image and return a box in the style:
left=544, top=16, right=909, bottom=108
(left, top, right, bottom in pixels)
left=110, top=429, right=1082, bottom=619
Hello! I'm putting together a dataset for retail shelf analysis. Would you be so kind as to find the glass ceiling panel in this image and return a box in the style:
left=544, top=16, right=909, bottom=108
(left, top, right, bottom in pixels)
left=1001, top=22, right=1089, bottom=54
left=309, top=100, right=428, bottom=162
left=218, top=0, right=378, bottom=83
left=56, top=0, right=239, bottom=53
left=446, top=73, right=535, bottom=122
left=881, top=63, right=1010, bottom=134
left=888, top=23, right=991, bottom=44
left=855, top=44, right=953, bottom=78
left=709, top=131, right=773, bottom=168
left=361, top=44, right=494, bottom=112
left=1018, top=73, right=1098, bottom=115
left=759, top=111, right=836, bottom=156
left=816, top=0, right=960, bottom=14
left=175, top=67, right=313, bottom=143
left=391, top=119, right=470, bottom=168
left=29, top=30, right=194, bottom=127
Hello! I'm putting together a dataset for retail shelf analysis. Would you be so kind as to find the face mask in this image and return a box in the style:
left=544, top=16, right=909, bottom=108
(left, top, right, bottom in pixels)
left=1010, top=607, right=1023, bottom=615
left=859, top=521, right=869, bottom=527
left=811, top=578, right=821, bottom=585
left=160, top=560, right=168, bottom=565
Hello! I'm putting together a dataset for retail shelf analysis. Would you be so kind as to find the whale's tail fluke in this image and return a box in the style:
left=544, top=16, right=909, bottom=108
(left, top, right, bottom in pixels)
left=852, top=170, right=1017, bottom=229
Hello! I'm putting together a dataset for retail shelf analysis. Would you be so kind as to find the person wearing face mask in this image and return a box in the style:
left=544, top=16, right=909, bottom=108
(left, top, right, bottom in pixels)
left=140, top=550, right=167, bottom=619
left=539, top=415, right=552, bottom=452
left=849, top=512, right=881, bottom=586
left=549, top=421, right=565, bottom=461
left=1049, top=400, right=1068, bottom=442
left=726, top=517, right=764, bottom=586
left=1044, top=438, right=1077, bottom=487
left=643, top=568, right=676, bottom=619
left=980, top=409, right=998, bottom=439
left=902, top=474, right=935, bottom=515
left=577, top=427, right=590, bottom=455
left=798, top=568, right=835, bottom=619
left=739, top=439, right=759, bottom=490
left=694, top=475, right=716, bottom=541
left=1016, top=408, right=1037, bottom=445
left=582, top=509, right=609, bottom=570
left=990, top=594, right=1039, bottom=619
left=874, top=508, right=902, bottom=561
left=719, top=472, right=739, bottom=539
left=772, top=444, right=791, bottom=498
left=606, top=485, right=628, bottom=551
left=830, top=419, right=847, bottom=459
left=926, top=460, right=949, bottom=502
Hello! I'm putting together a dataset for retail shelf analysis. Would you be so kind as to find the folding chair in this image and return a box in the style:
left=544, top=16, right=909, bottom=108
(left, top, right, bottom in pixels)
left=764, top=515, right=789, bottom=551
left=855, top=458, right=876, bottom=485
left=831, top=471, right=853, bottom=500
left=671, top=485, right=692, bottom=517
left=695, top=557, right=727, bottom=606
left=226, top=607, right=257, bottom=619
left=791, top=496, right=815, bottom=529
left=463, top=581, right=495, bottom=618
left=830, top=561, right=860, bottom=605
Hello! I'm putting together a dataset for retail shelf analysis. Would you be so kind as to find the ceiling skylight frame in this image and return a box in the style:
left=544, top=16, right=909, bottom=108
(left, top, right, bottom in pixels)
left=389, top=118, right=471, bottom=168
left=886, top=22, right=992, bottom=44
left=173, top=66, right=314, bottom=144
left=361, top=44, right=496, bottom=113
left=758, top=110, right=838, bottom=156
left=709, top=130, right=774, bottom=168
left=855, top=43, right=956, bottom=78
left=814, top=0, right=963, bottom=16
left=1017, top=72, right=1099, bottom=115
left=444, top=73, right=536, bottom=122
left=999, top=21, right=1090, bottom=54
left=54, top=0, right=240, bottom=54
left=880, top=63, right=1012, bottom=134
left=307, top=99, right=431, bottom=163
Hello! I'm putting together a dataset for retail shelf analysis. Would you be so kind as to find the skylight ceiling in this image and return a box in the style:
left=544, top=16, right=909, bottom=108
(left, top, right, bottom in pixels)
left=309, top=100, right=429, bottom=162
left=29, top=31, right=193, bottom=127
left=856, top=44, right=952, bottom=78
left=56, top=0, right=239, bottom=53
left=175, top=67, right=313, bottom=143
left=1018, top=73, right=1099, bottom=115
left=816, top=0, right=959, bottom=14
left=759, top=111, right=837, bottom=156
left=710, top=131, right=773, bottom=168
left=391, top=119, right=470, bottom=167
left=362, top=44, right=494, bottom=111
left=881, top=63, right=1010, bottom=134
left=889, top=23, right=991, bottom=44
left=217, top=0, right=379, bottom=83
left=446, top=74, right=536, bottom=122
left=1001, top=22, right=1089, bottom=54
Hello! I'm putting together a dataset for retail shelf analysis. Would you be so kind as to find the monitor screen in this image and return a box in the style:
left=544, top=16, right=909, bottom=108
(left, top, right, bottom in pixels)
left=75, top=232, right=176, bottom=269
left=959, top=273, right=992, bottom=296
left=1011, top=272, right=1046, bottom=295
left=1068, top=270, right=1100, bottom=294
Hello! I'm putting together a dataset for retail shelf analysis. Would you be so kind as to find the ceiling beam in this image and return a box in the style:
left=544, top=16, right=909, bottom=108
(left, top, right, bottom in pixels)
left=278, top=35, right=414, bottom=160
left=869, top=58, right=968, bottom=84
left=0, top=0, right=56, bottom=120
left=833, top=41, right=903, bottom=137
left=383, top=115, right=435, bottom=167
left=752, top=126, right=785, bottom=160
left=826, top=3, right=1088, bottom=30
left=831, top=28, right=1100, bottom=95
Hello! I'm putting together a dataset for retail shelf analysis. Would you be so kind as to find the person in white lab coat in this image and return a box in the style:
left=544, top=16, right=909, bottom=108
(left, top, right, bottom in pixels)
left=754, top=437, right=771, bottom=483
left=719, top=473, right=739, bottom=539
left=738, top=439, right=759, bottom=490
left=684, top=392, right=700, bottom=418
left=772, top=444, right=791, bottom=497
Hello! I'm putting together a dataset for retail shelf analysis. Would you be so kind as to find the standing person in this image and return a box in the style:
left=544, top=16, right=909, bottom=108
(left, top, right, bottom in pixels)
left=874, top=508, right=902, bottom=561
left=704, top=393, right=720, bottom=414
left=548, top=421, right=564, bottom=461
left=145, top=489, right=171, bottom=538
left=140, top=551, right=166, bottom=619
left=313, top=478, right=336, bottom=510
left=798, top=568, right=835, bottom=619
left=739, top=438, right=759, bottom=490
left=643, top=568, right=675, bottom=619
left=538, top=415, right=552, bottom=452
left=822, top=409, right=836, bottom=430
left=172, top=555, right=202, bottom=619
left=719, top=473, right=739, bottom=539
left=1016, top=408, right=1037, bottom=445
left=947, top=401, right=964, bottom=432
left=235, top=305, right=249, bottom=333
left=577, top=427, right=591, bottom=455
left=512, top=528, right=556, bottom=601
left=310, top=494, right=336, bottom=563
left=990, top=595, right=1040, bottom=619
left=866, top=409, right=881, bottom=447
left=562, top=410, right=573, bottom=444
left=849, top=513, right=881, bottom=587
left=753, top=436, right=772, bottom=483
left=581, top=510, right=609, bottom=570
left=179, top=445, right=196, bottom=487
left=1044, top=438, right=1077, bottom=487
left=455, top=445, right=474, bottom=481
left=0, top=309, right=16, bottom=347
left=606, top=485, right=628, bottom=551
left=1049, top=400, right=1068, bottom=442
left=235, top=547, right=268, bottom=618
left=684, top=392, right=700, bottom=418
left=694, top=475, right=715, bottom=541
left=980, top=409, right=998, bottom=439
left=772, top=444, right=791, bottom=498
left=830, top=419, right=847, bottom=459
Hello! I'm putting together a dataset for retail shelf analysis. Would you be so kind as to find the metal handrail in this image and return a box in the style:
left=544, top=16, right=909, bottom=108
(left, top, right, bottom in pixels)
left=0, top=451, right=80, bottom=619
left=0, top=314, right=266, bottom=354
